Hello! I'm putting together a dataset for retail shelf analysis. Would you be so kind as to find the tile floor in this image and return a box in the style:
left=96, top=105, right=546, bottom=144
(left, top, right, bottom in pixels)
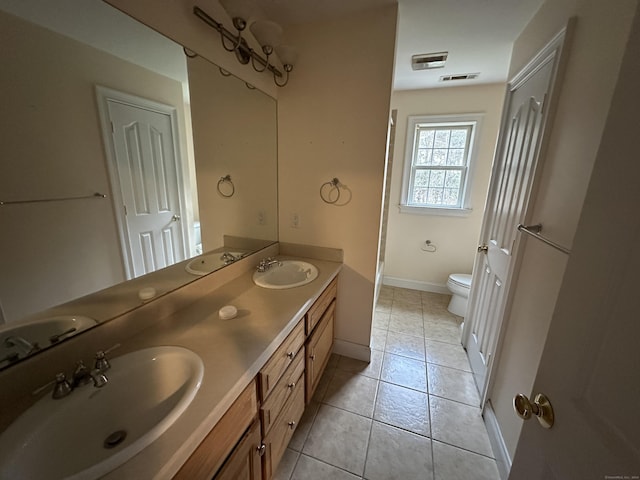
left=273, top=286, right=500, bottom=480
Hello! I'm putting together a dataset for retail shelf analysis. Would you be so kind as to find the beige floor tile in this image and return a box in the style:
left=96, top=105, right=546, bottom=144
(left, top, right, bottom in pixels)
left=389, top=314, right=424, bottom=337
left=422, top=291, right=450, bottom=306
left=303, top=404, right=372, bottom=475
left=379, top=285, right=395, bottom=299
left=291, top=454, right=361, bottom=480
left=370, top=327, right=388, bottom=352
left=385, top=330, right=426, bottom=361
left=381, top=352, right=427, bottom=392
left=312, top=364, right=336, bottom=403
left=391, top=300, right=423, bottom=318
left=433, top=441, right=500, bottom=480
left=374, top=381, right=430, bottom=436
left=273, top=448, right=300, bottom=480
left=289, top=401, right=320, bottom=451
left=364, top=421, right=434, bottom=480
left=393, top=288, right=423, bottom=305
left=424, top=319, right=462, bottom=344
left=427, top=364, right=480, bottom=406
left=323, top=370, right=379, bottom=417
left=336, top=349, right=383, bottom=379
left=425, top=340, right=471, bottom=371
left=430, top=396, right=493, bottom=457
left=372, top=310, right=391, bottom=330
left=375, top=297, right=392, bottom=313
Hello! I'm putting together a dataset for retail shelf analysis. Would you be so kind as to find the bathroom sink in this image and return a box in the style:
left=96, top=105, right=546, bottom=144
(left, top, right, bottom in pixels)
left=185, top=251, right=246, bottom=275
left=253, top=260, right=319, bottom=289
left=0, top=346, right=204, bottom=480
left=0, top=315, right=97, bottom=365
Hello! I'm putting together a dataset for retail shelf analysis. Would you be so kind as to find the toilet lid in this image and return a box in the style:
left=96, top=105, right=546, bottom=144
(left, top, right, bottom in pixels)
left=449, top=273, right=472, bottom=288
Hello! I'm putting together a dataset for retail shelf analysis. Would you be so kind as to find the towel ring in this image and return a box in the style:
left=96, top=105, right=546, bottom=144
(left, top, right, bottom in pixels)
left=217, top=175, right=235, bottom=198
left=320, top=178, right=341, bottom=204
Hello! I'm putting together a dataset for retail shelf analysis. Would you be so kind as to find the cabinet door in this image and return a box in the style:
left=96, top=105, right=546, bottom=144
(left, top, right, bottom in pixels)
left=215, top=420, right=263, bottom=480
left=305, top=300, right=335, bottom=403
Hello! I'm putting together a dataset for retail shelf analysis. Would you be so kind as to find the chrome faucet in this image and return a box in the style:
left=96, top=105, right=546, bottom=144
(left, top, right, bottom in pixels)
left=256, top=257, right=282, bottom=272
left=4, top=335, right=40, bottom=356
left=33, top=345, right=118, bottom=399
left=220, top=252, right=238, bottom=265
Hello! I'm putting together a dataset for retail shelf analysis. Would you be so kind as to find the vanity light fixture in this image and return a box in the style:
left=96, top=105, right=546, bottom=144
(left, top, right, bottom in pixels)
left=193, top=2, right=298, bottom=87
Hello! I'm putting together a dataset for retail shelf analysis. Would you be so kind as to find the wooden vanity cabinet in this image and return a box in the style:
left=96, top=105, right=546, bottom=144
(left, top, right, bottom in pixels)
left=173, top=380, right=258, bottom=480
left=214, top=420, right=263, bottom=480
left=305, top=299, right=335, bottom=402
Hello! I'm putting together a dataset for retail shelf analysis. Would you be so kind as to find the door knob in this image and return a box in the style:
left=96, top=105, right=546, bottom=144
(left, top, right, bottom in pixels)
left=513, top=393, right=554, bottom=428
left=172, top=214, right=181, bottom=222
left=478, top=244, right=488, bottom=253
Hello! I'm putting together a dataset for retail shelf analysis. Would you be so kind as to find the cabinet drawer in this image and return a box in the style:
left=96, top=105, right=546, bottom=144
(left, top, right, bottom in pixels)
left=306, top=300, right=335, bottom=403
left=260, top=349, right=305, bottom=436
left=262, top=378, right=305, bottom=480
left=305, top=277, right=337, bottom=335
left=174, top=380, right=258, bottom=479
left=258, top=320, right=304, bottom=401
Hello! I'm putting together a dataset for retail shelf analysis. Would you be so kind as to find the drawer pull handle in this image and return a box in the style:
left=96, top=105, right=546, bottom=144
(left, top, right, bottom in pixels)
left=288, top=421, right=296, bottom=429
left=309, top=354, right=316, bottom=361
left=288, top=382, right=296, bottom=389
left=287, top=351, right=295, bottom=359
left=257, top=443, right=266, bottom=456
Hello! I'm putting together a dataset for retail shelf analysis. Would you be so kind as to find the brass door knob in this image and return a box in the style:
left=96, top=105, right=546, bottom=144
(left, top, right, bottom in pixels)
left=513, top=393, right=554, bottom=428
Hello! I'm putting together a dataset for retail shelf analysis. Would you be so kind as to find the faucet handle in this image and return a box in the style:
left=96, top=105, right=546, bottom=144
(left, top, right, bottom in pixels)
left=94, top=343, right=120, bottom=372
left=33, top=373, right=73, bottom=399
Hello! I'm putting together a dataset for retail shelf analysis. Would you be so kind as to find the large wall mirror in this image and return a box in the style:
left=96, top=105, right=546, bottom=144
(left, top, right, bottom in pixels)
left=0, top=0, right=278, bottom=370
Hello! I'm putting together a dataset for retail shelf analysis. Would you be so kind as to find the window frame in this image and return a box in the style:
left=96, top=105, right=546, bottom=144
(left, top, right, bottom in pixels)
left=400, top=113, right=483, bottom=216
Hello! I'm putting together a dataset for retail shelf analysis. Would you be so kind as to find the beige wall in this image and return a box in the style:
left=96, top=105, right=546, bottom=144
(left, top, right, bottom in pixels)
left=385, top=85, right=505, bottom=290
left=487, top=0, right=636, bottom=462
left=277, top=6, right=397, bottom=357
left=188, top=56, right=278, bottom=250
left=0, top=11, right=189, bottom=321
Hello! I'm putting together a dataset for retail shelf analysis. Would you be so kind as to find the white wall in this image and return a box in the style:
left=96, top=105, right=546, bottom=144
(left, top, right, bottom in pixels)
left=277, top=6, right=397, bottom=358
left=384, top=85, right=505, bottom=291
left=487, top=0, right=637, bottom=462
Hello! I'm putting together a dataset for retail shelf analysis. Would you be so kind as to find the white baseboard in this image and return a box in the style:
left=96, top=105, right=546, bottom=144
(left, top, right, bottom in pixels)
left=382, top=275, right=449, bottom=295
left=332, top=339, right=371, bottom=362
left=483, top=401, right=511, bottom=480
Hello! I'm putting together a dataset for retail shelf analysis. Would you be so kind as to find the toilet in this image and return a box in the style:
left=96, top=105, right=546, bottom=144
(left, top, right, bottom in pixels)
left=446, top=273, right=472, bottom=317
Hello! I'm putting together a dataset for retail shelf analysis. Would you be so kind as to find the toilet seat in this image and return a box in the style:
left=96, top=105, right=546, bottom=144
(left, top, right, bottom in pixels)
left=448, top=273, right=472, bottom=289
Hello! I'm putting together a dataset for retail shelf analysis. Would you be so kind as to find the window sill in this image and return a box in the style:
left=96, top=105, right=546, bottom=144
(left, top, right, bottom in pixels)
left=398, top=205, right=473, bottom=217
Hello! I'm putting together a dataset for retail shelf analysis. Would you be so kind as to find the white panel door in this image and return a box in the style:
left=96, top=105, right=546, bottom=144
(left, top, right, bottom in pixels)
left=107, top=99, right=185, bottom=278
left=464, top=30, right=569, bottom=399
left=510, top=10, right=640, bottom=475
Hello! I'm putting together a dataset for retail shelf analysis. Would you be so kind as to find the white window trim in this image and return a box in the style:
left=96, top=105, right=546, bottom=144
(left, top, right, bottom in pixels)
left=399, top=113, right=484, bottom=216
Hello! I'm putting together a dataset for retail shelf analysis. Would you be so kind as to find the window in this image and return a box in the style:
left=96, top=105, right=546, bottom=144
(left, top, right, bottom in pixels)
left=400, top=114, right=482, bottom=215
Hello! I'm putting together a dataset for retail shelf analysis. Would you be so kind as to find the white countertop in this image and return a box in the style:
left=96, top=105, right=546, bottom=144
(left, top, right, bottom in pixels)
left=104, top=256, right=342, bottom=479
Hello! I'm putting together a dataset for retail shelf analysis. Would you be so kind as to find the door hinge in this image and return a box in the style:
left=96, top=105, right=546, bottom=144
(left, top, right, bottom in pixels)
left=110, top=121, right=115, bottom=134
left=123, top=205, right=127, bottom=216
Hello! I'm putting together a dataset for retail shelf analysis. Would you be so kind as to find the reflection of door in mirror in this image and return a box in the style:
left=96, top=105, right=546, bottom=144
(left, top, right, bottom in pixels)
left=98, top=89, right=189, bottom=279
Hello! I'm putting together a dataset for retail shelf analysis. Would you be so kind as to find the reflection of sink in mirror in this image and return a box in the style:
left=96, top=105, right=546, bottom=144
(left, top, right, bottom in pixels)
left=0, top=315, right=96, bottom=366
left=253, top=260, right=319, bottom=289
left=0, top=346, right=204, bottom=480
left=185, top=251, right=248, bottom=276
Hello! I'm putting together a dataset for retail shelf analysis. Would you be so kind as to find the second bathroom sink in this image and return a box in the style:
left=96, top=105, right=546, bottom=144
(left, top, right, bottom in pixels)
left=253, top=260, right=319, bottom=289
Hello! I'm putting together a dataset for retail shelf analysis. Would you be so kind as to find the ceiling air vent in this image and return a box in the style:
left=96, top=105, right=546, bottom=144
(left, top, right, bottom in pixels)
left=411, top=52, right=448, bottom=70
left=440, top=73, right=479, bottom=82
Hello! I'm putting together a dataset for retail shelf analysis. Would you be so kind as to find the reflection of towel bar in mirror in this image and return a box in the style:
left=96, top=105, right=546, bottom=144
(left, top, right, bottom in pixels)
left=517, top=224, right=571, bottom=255
left=217, top=175, right=235, bottom=197
left=0, top=192, right=107, bottom=206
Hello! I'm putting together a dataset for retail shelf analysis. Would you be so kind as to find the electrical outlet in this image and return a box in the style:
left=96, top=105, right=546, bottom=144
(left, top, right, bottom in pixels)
left=291, top=212, right=300, bottom=228
left=258, top=210, right=266, bottom=225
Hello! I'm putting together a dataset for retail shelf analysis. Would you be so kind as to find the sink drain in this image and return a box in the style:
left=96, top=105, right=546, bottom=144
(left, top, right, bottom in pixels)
left=103, top=430, right=127, bottom=449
